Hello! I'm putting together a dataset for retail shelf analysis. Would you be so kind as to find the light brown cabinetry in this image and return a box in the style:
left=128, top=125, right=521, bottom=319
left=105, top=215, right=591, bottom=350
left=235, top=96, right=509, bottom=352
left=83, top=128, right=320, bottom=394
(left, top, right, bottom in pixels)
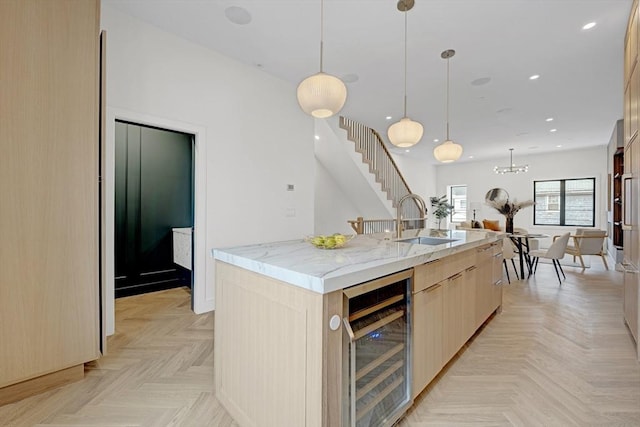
left=491, top=242, right=504, bottom=308
left=474, top=241, right=503, bottom=328
left=442, top=272, right=465, bottom=362
left=0, top=0, right=101, bottom=401
left=215, top=262, right=333, bottom=427
left=411, top=281, right=443, bottom=399
left=412, top=244, right=502, bottom=399
left=462, top=266, right=478, bottom=341
left=623, top=0, right=640, bottom=360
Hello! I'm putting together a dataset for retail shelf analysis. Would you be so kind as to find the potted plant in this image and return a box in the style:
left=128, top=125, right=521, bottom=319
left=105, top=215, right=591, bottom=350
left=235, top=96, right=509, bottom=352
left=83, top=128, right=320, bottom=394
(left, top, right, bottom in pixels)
left=485, top=198, right=535, bottom=233
left=430, top=195, right=454, bottom=230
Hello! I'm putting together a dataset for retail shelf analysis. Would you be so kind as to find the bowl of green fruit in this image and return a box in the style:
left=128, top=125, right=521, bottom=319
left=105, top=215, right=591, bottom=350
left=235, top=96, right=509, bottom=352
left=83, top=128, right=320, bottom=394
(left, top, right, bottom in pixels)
left=306, top=233, right=354, bottom=249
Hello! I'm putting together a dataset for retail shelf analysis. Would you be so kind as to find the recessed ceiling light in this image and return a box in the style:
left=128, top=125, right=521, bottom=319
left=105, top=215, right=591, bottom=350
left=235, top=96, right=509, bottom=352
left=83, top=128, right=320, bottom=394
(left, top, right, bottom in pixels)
left=468, top=155, right=474, bottom=159
left=546, top=117, right=554, bottom=122
left=434, top=139, right=439, bottom=143
left=386, top=116, right=392, bottom=120
left=556, top=144, right=562, bottom=148
left=405, top=149, right=410, bottom=153
left=550, top=128, right=557, bottom=132
left=471, top=77, right=491, bottom=86
left=314, top=135, right=320, bottom=140
left=529, top=74, right=540, bottom=80
left=582, top=22, right=596, bottom=30
left=225, top=6, right=252, bottom=25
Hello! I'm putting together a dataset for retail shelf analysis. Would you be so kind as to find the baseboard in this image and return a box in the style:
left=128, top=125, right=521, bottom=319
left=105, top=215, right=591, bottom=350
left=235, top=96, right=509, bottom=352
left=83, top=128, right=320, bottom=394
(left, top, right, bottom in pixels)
left=0, top=364, right=84, bottom=406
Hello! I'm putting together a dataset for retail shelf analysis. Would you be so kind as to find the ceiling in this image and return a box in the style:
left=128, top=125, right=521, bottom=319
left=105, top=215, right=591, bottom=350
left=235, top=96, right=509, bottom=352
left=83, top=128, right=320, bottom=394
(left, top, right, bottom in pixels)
left=105, top=0, right=632, bottom=165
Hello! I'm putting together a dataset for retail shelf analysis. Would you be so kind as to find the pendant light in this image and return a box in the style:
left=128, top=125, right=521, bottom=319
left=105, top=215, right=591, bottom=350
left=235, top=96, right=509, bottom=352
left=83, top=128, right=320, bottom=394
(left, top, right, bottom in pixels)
left=388, top=0, right=423, bottom=148
left=296, top=0, right=347, bottom=118
left=433, top=49, right=463, bottom=163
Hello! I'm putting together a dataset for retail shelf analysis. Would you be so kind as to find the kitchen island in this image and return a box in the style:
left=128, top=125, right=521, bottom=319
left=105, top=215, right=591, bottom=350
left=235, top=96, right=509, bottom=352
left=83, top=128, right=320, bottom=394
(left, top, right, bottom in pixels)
left=212, top=229, right=503, bottom=427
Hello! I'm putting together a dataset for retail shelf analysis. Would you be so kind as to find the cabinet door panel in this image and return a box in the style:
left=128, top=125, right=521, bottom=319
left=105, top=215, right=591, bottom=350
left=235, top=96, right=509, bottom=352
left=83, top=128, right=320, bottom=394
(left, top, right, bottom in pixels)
left=0, top=0, right=100, bottom=387
left=462, top=267, right=477, bottom=342
left=624, top=271, right=639, bottom=343
left=475, top=245, right=494, bottom=327
left=442, top=274, right=465, bottom=362
left=412, top=283, right=443, bottom=398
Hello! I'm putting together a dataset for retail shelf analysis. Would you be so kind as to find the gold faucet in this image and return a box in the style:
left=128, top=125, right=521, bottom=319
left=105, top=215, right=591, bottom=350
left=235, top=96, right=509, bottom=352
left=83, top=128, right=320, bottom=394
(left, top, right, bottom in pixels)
left=396, top=193, right=427, bottom=239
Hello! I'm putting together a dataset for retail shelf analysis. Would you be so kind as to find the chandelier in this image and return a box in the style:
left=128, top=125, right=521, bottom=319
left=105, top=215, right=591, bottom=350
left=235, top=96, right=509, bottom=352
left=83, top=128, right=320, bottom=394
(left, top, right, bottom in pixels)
left=494, top=148, right=528, bottom=174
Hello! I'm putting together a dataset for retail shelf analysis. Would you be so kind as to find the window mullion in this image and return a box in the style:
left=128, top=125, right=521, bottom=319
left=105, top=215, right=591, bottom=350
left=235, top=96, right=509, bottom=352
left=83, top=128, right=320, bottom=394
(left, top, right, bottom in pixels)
left=559, top=180, right=566, bottom=226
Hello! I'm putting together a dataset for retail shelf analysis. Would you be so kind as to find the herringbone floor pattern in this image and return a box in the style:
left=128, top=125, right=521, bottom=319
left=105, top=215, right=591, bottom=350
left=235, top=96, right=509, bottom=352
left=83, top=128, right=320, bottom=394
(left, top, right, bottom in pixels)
left=0, top=260, right=638, bottom=426
left=401, top=261, right=640, bottom=426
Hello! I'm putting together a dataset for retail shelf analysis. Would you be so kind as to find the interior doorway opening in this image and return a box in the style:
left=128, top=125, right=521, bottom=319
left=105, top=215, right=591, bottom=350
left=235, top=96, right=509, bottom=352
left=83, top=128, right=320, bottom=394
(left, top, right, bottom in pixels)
left=114, top=120, right=194, bottom=298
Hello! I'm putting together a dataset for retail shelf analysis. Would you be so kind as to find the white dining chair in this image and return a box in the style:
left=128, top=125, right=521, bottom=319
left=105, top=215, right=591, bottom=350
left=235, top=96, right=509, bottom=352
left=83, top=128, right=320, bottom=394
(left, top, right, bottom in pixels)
left=502, top=237, right=519, bottom=283
left=528, top=232, right=571, bottom=285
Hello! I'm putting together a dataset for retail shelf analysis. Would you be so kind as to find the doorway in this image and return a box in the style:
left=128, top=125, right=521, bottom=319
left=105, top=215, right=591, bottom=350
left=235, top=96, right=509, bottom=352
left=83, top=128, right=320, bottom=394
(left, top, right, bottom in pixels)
left=114, top=120, right=194, bottom=298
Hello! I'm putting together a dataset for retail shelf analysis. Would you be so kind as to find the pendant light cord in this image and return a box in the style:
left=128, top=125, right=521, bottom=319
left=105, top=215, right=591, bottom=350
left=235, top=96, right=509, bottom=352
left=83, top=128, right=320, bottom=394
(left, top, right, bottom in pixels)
left=446, top=56, right=450, bottom=140
left=319, top=0, right=324, bottom=72
left=403, top=10, right=408, bottom=117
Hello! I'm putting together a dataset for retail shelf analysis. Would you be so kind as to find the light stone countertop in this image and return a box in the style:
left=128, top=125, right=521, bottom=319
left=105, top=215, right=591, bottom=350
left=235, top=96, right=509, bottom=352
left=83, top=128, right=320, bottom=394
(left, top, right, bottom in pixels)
left=211, top=229, right=501, bottom=294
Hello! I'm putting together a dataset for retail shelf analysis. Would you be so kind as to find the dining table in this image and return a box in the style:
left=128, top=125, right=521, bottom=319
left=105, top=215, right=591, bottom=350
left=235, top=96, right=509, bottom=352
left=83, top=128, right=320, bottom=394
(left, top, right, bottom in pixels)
left=507, top=232, right=549, bottom=279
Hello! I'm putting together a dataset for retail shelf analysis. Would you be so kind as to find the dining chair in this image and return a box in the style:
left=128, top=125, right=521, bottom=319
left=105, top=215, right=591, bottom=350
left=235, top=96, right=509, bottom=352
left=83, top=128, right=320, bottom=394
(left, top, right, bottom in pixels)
left=528, top=232, right=571, bottom=285
left=502, top=237, right=519, bottom=283
left=513, top=227, right=539, bottom=251
left=565, top=229, right=608, bottom=270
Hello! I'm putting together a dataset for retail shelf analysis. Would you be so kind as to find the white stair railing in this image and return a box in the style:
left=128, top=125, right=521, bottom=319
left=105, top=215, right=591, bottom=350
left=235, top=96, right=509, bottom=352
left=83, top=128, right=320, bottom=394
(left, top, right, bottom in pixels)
left=340, top=116, right=425, bottom=230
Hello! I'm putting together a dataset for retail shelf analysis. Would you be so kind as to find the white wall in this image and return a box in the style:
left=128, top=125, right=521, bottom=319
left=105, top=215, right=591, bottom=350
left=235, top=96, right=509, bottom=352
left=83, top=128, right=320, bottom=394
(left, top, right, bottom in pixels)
left=313, top=117, right=399, bottom=234
left=435, top=146, right=608, bottom=246
left=101, top=5, right=314, bottom=333
left=391, top=154, right=437, bottom=203
left=314, top=160, right=361, bottom=235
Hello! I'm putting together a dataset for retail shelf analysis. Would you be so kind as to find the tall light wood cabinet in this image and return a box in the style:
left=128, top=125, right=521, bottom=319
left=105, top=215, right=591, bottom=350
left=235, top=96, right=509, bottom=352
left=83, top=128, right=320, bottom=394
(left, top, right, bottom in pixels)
left=623, top=0, right=640, bottom=360
left=0, top=0, right=102, bottom=399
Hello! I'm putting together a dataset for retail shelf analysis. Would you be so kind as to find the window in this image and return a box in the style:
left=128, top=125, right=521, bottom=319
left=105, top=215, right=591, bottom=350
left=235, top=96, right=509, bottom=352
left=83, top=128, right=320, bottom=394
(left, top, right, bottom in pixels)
left=449, top=185, right=467, bottom=222
left=533, top=178, right=595, bottom=226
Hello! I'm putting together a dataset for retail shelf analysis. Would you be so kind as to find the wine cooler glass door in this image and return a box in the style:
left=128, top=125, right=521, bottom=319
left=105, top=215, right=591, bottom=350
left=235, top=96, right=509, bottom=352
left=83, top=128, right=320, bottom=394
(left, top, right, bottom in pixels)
left=342, top=269, right=412, bottom=427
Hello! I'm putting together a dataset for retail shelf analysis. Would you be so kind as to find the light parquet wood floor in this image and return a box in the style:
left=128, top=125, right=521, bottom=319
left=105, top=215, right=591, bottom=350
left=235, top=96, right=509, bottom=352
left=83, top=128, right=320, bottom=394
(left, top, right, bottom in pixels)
left=1, top=260, right=639, bottom=426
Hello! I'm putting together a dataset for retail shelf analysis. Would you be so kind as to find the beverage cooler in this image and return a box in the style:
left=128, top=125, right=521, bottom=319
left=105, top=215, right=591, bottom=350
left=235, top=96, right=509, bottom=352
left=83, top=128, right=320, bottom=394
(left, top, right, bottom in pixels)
left=342, top=269, right=412, bottom=427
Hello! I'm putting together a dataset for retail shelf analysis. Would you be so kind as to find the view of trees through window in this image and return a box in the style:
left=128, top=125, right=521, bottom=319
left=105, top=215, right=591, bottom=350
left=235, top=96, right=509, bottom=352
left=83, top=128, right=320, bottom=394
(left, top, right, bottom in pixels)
left=534, top=178, right=595, bottom=226
left=449, top=185, right=467, bottom=222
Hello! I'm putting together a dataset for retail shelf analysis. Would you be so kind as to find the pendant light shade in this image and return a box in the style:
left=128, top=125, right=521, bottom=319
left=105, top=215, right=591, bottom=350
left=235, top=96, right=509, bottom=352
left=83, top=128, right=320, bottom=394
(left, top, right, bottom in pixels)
left=388, top=117, right=424, bottom=148
left=434, top=49, right=463, bottom=162
left=433, top=139, right=463, bottom=163
left=297, top=0, right=347, bottom=118
left=388, top=1, right=423, bottom=148
left=297, top=72, right=347, bottom=118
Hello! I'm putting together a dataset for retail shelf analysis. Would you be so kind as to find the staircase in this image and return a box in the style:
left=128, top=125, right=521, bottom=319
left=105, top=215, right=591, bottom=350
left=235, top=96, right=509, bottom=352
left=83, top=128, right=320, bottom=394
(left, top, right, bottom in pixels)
left=339, top=117, right=424, bottom=231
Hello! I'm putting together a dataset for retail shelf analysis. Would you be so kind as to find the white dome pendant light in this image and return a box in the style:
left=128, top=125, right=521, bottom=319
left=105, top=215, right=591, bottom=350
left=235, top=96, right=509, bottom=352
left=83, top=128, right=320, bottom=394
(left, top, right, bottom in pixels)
left=388, top=0, right=423, bottom=148
left=296, top=0, right=347, bottom=118
left=433, top=49, right=463, bottom=162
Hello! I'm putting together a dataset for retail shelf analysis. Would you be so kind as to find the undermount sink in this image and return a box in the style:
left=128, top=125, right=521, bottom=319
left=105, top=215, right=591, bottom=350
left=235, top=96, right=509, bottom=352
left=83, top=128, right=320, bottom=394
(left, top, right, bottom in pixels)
left=397, top=236, right=459, bottom=246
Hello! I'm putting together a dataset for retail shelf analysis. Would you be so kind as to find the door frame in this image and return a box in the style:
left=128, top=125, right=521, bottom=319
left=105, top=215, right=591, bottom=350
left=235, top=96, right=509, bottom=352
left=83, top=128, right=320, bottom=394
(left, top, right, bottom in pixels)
left=105, top=107, right=209, bottom=335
